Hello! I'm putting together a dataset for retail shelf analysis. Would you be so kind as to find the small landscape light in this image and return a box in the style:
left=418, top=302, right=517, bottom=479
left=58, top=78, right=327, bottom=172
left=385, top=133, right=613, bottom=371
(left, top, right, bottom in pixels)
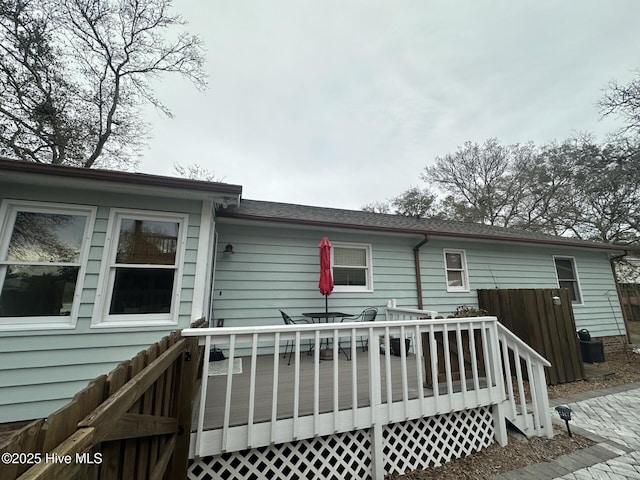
left=555, top=405, right=572, bottom=437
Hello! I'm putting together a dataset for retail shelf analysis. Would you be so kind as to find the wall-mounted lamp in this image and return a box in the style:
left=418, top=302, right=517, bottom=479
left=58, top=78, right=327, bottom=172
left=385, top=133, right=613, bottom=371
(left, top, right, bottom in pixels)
left=552, top=296, right=561, bottom=306
left=223, top=244, right=234, bottom=255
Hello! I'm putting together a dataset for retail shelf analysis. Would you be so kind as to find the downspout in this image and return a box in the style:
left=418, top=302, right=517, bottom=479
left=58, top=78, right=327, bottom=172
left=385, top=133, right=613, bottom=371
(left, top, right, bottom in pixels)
left=609, top=250, right=631, bottom=343
left=413, top=235, right=430, bottom=310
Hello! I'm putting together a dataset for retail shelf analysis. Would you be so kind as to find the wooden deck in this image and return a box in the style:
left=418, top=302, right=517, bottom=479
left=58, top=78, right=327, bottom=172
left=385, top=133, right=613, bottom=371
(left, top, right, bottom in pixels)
left=195, top=348, right=429, bottom=430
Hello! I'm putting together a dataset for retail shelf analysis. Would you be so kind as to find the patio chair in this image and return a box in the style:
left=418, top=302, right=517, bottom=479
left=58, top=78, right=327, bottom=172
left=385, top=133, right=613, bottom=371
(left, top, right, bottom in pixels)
left=341, top=307, right=378, bottom=352
left=280, top=310, right=312, bottom=365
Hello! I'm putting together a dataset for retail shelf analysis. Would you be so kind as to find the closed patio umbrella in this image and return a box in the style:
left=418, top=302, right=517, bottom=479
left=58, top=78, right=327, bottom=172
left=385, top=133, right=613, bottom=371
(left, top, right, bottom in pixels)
left=318, top=236, right=334, bottom=313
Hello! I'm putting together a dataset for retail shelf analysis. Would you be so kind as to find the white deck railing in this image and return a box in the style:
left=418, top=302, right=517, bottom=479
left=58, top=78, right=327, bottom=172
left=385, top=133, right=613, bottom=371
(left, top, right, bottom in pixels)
left=182, top=309, right=553, bottom=459
left=496, top=322, right=553, bottom=437
left=387, top=308, right=552, bottom=439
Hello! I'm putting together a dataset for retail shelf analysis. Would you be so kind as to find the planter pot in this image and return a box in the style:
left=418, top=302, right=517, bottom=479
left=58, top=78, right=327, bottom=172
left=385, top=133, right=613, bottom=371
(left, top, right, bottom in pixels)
left=390, top=338, right=411, bottom=356
left=320, top=348, right=333, bottom=360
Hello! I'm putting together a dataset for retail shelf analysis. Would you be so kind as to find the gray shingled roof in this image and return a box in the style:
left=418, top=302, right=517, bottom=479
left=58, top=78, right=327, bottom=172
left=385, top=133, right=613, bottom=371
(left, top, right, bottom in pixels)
left=217, top=199, right=631, bottom=252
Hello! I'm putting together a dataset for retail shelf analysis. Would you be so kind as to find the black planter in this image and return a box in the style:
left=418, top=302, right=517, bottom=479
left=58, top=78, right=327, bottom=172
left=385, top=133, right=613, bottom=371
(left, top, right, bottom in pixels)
left=390, top=338, right=411, bottom=356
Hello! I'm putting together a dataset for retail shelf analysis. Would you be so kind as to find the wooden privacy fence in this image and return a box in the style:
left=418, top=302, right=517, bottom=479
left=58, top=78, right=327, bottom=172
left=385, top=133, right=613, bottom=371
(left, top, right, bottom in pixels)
left=620, top=283, right=640, bottom=323
left=0, top=321, right=204, bottom=480
left=478, top=288, right=584, bottom=385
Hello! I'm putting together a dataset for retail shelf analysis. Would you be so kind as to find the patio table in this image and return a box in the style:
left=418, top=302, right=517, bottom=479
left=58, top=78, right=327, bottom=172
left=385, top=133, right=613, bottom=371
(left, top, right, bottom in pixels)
left=302, top=312, right=352, bottom=359
left=302, top=312, right=352, bottom=323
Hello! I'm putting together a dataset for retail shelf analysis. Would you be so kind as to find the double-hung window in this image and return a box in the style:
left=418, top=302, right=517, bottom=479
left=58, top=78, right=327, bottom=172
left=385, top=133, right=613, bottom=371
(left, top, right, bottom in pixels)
left=96, top=210, right=187, bottom=326
left=0, top=201, right=94, bottom=329
left=444, top=249, right=469, bottom=292
left=332, top=243, right=373, bottom=292
left=554, top=256, right=582, bottom=304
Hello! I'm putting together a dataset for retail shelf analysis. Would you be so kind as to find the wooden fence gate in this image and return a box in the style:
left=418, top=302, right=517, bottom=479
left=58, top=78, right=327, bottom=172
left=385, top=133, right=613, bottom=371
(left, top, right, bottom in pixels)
left=477, top=288, right=584, bottom=385
left=620, top=283, right=640, bottom=323
left=0, top=322, right=204, bottom=480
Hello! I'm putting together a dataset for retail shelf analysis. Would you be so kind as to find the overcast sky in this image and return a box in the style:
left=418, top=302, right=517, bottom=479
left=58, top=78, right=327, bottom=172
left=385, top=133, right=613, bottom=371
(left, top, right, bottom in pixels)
left=139, top=0, right=640, bottom=210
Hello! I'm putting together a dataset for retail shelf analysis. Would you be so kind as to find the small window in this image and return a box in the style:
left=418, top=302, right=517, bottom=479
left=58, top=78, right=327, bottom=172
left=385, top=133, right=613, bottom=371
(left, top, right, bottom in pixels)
left=554, top=256, right=582, bottom=304
left=0, top=201, right=94, bottom=329
left=332, top=243, right=373, bottom=292
left=444, top=249, right=469, bottom=292
left=96, top=210, right=186, bottom=326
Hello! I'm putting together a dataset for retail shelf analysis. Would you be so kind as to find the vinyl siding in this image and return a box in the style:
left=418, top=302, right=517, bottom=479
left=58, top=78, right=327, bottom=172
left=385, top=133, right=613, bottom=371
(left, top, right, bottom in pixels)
left=0, top=181, right=204, bottom=422
left=421, top=238, right=624, bottom=337
left=213, top=222, right=624, bottom=339
left=213, top=224, right=419, bottom=326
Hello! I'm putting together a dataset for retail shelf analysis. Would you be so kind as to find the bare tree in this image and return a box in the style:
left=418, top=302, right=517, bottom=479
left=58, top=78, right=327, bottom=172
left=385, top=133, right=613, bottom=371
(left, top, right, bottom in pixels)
left=417, top=135, right=640, bottom=244
left=173, top=162, right=221, bottom=182
left=361, top=201, right=392, bottom=214
left=600, top=70, right=640, bottom=135
left=422, top=138, right=537, bottom=227
left=565, top=137, right=640, bottom=244
left=361, top=188, right=435, bottom=217
left=391, top=187, right=436, bottom=218
left=0, top=0, right=205, bottom=168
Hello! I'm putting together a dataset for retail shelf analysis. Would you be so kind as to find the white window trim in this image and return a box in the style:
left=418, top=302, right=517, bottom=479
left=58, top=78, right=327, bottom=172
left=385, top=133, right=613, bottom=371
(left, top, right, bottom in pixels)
left=331, top=242, right=374, bottom=293
left=92, top=208, right=188, bottom=328
left=553, top=255, right=583, bottom=306
left=0, top=199, right=96, bottom=331
left=443, top=248, right=470, bottom=293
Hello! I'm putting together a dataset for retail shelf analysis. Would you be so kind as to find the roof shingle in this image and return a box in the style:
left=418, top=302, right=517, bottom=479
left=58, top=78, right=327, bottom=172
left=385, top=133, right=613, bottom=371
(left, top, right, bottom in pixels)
left=217, top=199, right=631, bottom=252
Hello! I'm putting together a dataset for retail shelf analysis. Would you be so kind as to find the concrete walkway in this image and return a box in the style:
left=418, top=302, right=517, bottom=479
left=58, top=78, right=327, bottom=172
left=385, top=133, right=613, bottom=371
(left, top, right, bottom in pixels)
left=494, top=381, right=640, bottom=479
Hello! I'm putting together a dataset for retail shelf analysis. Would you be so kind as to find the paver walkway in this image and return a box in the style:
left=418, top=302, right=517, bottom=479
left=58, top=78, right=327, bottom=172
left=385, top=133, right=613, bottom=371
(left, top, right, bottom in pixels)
left=494, top=381, right=640, bottom=479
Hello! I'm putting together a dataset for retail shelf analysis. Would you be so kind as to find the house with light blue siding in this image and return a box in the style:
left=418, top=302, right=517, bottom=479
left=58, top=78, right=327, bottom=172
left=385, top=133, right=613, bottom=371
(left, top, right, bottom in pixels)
left=212, top=200, right=631, bottom=348
left=0, top=158, right=633, bottom=425
left=0, top=159, right=241, bottom=423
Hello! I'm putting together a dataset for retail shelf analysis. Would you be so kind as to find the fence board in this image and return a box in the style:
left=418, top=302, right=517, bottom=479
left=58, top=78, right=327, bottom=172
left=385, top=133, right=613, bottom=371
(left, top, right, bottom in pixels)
left=539, top=289, right=567, bottom=383
left=525, top=290, right=557, bottom=385
left=557, top=289, right=584, bottom=382
left=478, top=288, right=584, bottom=385
left=121, top=351, right=146, bottom=479
left=620, top=284, right=640, bottom=323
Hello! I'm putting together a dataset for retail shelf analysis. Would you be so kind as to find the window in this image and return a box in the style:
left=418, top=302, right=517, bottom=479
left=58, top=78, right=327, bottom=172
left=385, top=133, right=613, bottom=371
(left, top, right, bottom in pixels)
left=444, top=249, right=469, bottom=292
left=554, top=256, right=582, bottom=304
left=0, top=201, right=94, bottom=329
left=332, top=243, right=373, bottom=292
left=96, top=210, right=186, bottom=326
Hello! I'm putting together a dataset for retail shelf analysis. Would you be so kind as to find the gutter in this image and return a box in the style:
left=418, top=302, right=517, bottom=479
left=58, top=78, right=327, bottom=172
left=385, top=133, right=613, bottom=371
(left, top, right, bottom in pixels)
left=0, top=157, right=243, bottom=196
left=413, top=235, right=430, bottom=310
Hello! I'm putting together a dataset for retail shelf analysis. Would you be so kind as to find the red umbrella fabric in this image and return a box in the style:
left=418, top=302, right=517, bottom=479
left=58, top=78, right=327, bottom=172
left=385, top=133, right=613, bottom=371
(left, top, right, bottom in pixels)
left=318, top=237, right=334, bottom=311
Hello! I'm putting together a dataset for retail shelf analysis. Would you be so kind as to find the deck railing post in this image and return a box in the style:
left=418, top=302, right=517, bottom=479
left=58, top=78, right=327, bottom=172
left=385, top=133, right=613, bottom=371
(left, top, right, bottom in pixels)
left=368, top=329, right=385, bottom=480
left=487, top=319, right=508, bottom=446
left=195, top=334, right=211, bottom=457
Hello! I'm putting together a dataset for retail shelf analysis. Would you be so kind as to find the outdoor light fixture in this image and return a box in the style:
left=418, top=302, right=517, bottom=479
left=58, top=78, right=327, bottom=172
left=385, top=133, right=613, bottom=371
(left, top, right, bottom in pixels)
left=555, top=405, right=573, bottom=437
left=223, top=244, right=234, bottom=255
left=552, top=296, right=561, bottom=305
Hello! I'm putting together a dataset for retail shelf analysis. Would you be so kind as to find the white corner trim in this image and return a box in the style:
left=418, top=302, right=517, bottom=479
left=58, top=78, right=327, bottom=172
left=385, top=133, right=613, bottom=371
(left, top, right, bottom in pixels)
left=191, top=200, right=214, bottom=320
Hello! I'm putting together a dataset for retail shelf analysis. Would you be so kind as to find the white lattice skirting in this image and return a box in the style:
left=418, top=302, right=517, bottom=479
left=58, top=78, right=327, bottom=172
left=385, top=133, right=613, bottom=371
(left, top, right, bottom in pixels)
left=188, top=407, right=495, bottom=479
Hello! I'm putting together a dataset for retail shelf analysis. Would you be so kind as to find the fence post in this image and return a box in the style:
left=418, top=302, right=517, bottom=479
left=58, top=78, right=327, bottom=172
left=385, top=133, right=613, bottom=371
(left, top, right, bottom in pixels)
left=167, top=336, right=200, bottom=479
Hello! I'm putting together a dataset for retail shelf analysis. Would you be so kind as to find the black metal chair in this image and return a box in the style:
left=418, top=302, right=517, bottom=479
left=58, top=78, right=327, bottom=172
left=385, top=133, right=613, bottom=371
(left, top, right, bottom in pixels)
left=341, top=307, right=378, bottom=351
left=280, top=310, right=311, bottom=365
